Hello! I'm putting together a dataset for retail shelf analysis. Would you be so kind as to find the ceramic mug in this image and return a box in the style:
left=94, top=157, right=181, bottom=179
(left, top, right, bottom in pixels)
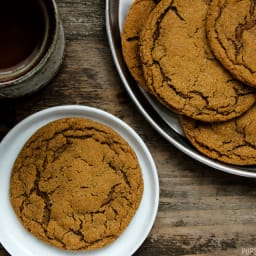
left=0, top=0, right=65, bottom=98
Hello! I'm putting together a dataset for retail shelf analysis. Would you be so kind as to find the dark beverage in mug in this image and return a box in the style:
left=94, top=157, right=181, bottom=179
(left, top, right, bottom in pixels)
left=0, top=0, right=47, bottom=72
left=0, top=0, right=65, bottom=97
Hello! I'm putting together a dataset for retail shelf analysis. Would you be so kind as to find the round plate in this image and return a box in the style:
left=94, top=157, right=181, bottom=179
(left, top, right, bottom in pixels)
left=105, top=0, right=256, bottom=178
left=0, top=105, right=159, bottom=256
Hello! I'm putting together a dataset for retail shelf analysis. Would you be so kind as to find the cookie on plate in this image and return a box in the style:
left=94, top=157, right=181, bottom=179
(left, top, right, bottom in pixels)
left=181, top=105, right=256, bottom=165
left=121, top=0, right=160, bottom=89
left=139, top=0, right=256, bottom=122
left=206, top=0, right=256, bottom=88
left=10, top=117, right=144, bottom=251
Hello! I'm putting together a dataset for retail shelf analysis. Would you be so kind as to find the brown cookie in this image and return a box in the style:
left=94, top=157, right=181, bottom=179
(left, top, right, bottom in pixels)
left=181, top=105, right=256, bottom=165
left=9, top=117, right=144, bottom=250
left=206, top=0, right=256, bottom=87
left=139, top=0, right=256, bottom=122
left=121, top=0, right=159, bottom=89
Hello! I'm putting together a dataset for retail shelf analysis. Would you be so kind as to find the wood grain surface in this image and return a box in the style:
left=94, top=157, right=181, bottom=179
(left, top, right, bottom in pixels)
left=0, top=1, right=256, bottom=255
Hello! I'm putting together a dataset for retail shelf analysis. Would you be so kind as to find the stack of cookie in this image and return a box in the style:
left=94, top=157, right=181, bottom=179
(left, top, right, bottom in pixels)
left=121, top=0, right=256, bottom=166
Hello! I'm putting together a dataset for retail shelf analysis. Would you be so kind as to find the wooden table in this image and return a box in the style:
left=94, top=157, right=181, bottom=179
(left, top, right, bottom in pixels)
left=1, top=1, right=256, bottom=255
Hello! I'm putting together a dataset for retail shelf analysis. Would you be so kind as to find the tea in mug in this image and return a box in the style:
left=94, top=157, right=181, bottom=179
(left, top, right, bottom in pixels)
left=0, top=0, right=65, bottom=98
left=0, top=0, right=47, bottom=72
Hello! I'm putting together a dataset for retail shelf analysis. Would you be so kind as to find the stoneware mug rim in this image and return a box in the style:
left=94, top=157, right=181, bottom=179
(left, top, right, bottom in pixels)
left=0, top=0, right=65, bottom=98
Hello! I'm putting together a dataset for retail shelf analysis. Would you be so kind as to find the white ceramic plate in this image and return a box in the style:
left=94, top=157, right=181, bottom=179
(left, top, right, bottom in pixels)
left=0, top=105, right=159, bottom=256
left=105, top=0, right=256, bottom=178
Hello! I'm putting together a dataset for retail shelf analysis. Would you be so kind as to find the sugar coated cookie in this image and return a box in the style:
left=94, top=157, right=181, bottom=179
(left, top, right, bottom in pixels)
left=181, top=105, right=256, bottom=165
left=10, top=117, right=144, bottom=250
left=121, top=0, right=159, bottom=89
left=139, top=0, right=256, bottom=122
left=207, top=0, right=256, bottom=87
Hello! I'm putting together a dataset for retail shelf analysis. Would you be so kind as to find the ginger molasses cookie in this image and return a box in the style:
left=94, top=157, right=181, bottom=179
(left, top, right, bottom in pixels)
left=139, top=0, right=256, bottom=122
left=10, top=117, right=144, bottom=251
left=181, top=105, right=256, bottom=165
left=121, top=0, right=160, bottom=89
left=207, top=0, right=256, bottom=88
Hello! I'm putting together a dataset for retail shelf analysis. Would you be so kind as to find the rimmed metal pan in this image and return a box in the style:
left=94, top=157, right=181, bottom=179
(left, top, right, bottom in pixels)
left=105, top=0, right=256, bottom=178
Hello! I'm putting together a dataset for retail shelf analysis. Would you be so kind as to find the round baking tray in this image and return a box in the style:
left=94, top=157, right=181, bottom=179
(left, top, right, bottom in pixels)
left=0, top=105, right=159, bottom=256
left=105, top=0, right=256, bottom=178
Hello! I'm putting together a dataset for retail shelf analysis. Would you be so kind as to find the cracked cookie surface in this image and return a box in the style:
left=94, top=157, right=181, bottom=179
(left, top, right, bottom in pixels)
left=181, top=105, right=256, bottom=165
left=9, top=117, right=143, bottom=251
left=121, top=0, right=159, bottom=89
left=206, top=0, right=256, bottom=87
left=139, top=0, right=256, bottom=122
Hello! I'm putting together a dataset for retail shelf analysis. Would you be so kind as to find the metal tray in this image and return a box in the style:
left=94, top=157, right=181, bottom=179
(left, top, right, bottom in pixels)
left=105, top=0, right=256, bottom=178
